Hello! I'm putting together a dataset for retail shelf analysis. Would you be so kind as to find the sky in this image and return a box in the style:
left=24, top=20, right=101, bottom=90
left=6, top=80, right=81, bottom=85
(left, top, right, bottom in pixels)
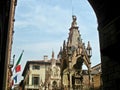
left=11, top=0, right=101, bottom=84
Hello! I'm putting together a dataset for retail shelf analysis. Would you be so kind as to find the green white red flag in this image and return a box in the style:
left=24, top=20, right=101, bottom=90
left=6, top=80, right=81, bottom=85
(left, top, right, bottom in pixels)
left=14, top=50, right=24, bottom=73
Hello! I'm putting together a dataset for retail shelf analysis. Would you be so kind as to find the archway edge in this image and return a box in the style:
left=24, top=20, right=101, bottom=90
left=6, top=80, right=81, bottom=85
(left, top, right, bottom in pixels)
left=88, top=0, right=120, bottom=30
left=88, top=0, right=120, bottom=57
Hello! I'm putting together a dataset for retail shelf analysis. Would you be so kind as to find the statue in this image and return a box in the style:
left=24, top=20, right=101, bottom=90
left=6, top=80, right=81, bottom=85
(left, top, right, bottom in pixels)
left=72, top=15, right=77, bottom=27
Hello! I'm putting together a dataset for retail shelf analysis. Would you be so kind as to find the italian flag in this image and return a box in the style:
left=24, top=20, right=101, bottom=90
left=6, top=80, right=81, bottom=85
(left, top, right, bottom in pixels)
left=15, top=50, right=24, bottom=73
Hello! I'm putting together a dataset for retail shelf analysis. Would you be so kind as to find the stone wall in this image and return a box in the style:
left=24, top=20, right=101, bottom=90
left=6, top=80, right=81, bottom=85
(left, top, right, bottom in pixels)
left=99, top=17, right=120, bottom=90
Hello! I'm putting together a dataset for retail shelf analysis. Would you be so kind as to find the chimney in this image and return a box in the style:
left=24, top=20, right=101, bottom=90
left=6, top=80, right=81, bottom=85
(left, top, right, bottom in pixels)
left=44, top=55, right=48, bottom=61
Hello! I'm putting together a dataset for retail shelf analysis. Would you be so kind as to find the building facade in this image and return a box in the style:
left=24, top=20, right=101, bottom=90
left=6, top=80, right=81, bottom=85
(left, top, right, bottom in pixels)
left=22, top=52, right=61, bottom=90
left=0, top=0, right=17, bottom=90
left=91, top=63, right=102, bottom=90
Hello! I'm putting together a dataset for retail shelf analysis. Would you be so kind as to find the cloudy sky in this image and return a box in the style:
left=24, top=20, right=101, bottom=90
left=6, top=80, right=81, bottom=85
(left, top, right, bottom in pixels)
left=11, top=0, right=101, bottom=83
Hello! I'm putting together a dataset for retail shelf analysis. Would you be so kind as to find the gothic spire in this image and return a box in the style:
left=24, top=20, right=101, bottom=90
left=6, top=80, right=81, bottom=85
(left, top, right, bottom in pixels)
left=63, top=40, right=66, bottom=48
left=68, top=15, right=80, bottom=48
left=51, top=50, right=56, bottom=66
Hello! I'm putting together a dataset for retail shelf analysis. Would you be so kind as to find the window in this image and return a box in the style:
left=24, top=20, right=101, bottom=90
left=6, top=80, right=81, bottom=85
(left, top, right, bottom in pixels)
left=32, top=65, right=40, bottom=70
left=32, top=75, right=39, bottom=85
left=26, top=76, right=29, bottom=85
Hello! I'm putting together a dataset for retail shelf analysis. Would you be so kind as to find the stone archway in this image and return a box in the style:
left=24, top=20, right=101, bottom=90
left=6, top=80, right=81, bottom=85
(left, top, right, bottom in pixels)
left=88, top=0, right=120, bottom=90
left=1, top=0, right=120, bottom=90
